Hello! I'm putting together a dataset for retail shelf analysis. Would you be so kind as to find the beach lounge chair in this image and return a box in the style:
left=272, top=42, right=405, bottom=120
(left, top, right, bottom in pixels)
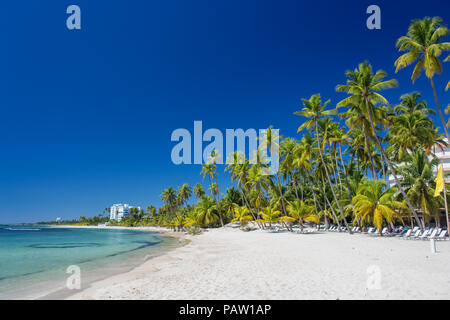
left=408, top=229, right=421, bottom=240
left=437, top=230, right=448, bottom=240
left=399, top=229, right=412, bottom=238
left=354, top=227, right=360, bottom=233
left=417, top=229, right=431, bottom=240
left=426, top=229, right=439, bottom=240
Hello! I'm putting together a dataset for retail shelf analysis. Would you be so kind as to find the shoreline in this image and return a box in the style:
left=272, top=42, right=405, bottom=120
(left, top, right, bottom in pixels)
left=3, top=225, right=188, bottom=300
left=64, top=226, right=450, bottom=300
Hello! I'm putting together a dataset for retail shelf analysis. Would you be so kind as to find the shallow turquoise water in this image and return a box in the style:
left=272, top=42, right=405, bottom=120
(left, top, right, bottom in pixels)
left=0, top=225, right=176, bottom=298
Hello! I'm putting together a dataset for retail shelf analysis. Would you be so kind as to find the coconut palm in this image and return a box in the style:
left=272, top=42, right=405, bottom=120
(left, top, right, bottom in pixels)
left=388, top=105, right=443, bottom=161
left=260, top=206, right=281, bottom=229
left=193, top=183, right=205, bottom=199
left=395, top=17, right=450, bottom=141
left=146, top=205, right=156, bottom=217
left=161, top=187, right=177, bottom=216
left=201, top=156, right=224, bottom=227
left=177, top=183, right=192, bottom=207
left=287, top=199, right=319, bottom=232
left=336, top=61, right=424, bottom=230
left=352, top=180, right=406, bottom=235
left=397, top=149, right=442, bottom=226
left=195, top=196, right=219, bottom=226
left=231, top=206, right=253, bottom=228
left=295, top=94, right=352, bottom=233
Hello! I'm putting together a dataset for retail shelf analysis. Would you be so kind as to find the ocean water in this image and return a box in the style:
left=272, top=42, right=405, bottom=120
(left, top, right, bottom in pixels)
left=0, top=225, right=177, bottom=299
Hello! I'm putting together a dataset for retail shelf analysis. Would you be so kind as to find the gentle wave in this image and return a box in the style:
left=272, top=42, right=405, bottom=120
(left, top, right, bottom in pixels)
left=4, top=228, right=41, bottom=231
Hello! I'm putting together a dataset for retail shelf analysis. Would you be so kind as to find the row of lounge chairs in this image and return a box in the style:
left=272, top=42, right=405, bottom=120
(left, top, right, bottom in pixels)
left=323, top=225, right=449, bottom=240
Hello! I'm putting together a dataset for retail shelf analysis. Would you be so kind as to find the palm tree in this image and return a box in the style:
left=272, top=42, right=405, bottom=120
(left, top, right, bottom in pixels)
left=201, top=156, right=224, bottom=227
left=177, top=183, right=192, bottom=207
left=161, top=187, right=177, bottom=216
left=146, top=205, right=156, bottom=217
left=388, top=96, right=444, bottom=161
left=336, top=61, right=424, bottom=230
left=260, top=206, right=281, bottom=229
left=195, top=196, right=219, bottom=226
left=231, top=206, right=253, bottom=228
left=287, top=199, right=319, bottom=232
left=397, top=149, right=442, bottom=226
left=352, top=180, right=406, bottom=235
left=395, top=17, right=450, bottom=141
left=295, top=94, right=352, bottom=233
left=194, top=183, right=205, bottom=199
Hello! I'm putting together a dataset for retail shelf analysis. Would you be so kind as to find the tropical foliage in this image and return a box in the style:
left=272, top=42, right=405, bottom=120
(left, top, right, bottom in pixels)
left=54, top=17, right=450, bottom=235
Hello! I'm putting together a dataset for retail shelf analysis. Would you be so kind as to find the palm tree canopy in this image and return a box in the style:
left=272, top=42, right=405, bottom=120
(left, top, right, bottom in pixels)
left=395, top=17, right=450, bottom=81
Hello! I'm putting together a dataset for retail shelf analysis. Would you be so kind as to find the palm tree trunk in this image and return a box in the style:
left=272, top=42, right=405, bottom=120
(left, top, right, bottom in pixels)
left=310, top=171, right=341, bottom=228
left=315, top=121, right=352, bottom=234
left=276, top=174, right=288, bottom=216
left=364, top=97, right=424, bottom=231
left=430, top=77, right=450, bottom=142
left=210, top=177, right=224, bottom=227
left=363, top=126, right=377, bottom=179
left=339, top=143, right=356, bottom=210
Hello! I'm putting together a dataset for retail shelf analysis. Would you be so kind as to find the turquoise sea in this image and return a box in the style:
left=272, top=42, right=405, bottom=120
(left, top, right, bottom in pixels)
left=0, top=225, right=177, bottom=299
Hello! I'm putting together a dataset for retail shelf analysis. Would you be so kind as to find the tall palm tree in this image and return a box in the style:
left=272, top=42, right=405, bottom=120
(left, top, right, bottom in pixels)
left=201, top=155, right=224, bottom=227
left=161, top=187, right=177, bottom=216
left=395, top=17, right=450, bottom=141
left=295, top=94, right=352, bottom=233
left=388, top=97, right=444, bottom=161
left=146, top=205, right=156, bottom=217
left=352, top=180, right=406, bottom=235
left=177, top=183, right=192, bottom=207
left=397, top=149, right=442, bottom=226
left=336, top=61, right=424, bottom=230
left=193, top=183, right=205, bottom=199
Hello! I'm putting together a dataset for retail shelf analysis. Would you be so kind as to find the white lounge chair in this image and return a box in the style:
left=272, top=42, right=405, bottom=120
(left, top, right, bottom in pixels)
left=426, top=229, right=439, bottom=240
left=437, top=230, right=448, bottom=240
left=400, top=229, right=412, bottom=239
left=417, top=229, right=431, bottom=240
left=408, top=229, right=421, bottom=240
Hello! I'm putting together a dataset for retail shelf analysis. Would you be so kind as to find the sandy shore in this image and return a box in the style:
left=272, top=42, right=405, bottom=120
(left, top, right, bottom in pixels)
left=65, top=226, right=450, bottom=300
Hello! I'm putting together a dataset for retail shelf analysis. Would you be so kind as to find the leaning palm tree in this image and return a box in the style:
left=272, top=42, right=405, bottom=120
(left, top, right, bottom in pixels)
left=352, top=180, right=406, bottom=235
left=394, top=17, right=450, bottom=141
left=295, top=94, right=352, bottom=233
left=336, top=61, right=424, bottom=230
left=287, top=199, right=320, bottom=232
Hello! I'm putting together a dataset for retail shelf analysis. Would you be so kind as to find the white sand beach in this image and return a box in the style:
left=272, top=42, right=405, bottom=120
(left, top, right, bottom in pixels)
left=66, top=226, right=450, bottom=300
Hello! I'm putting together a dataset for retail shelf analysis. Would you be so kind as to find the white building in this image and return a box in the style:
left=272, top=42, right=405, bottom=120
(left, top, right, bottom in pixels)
left=430, top=139, right=450, bottom=182
left=109, top=204, right=141, bottom=221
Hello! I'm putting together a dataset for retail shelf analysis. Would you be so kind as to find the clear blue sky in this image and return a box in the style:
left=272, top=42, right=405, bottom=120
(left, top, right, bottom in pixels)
left=1, top=0, right=449, bottom=223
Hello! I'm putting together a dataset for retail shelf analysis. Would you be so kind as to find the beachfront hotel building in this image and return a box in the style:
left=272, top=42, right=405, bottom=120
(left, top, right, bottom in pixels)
left=109, top=204, right=141, bottom=221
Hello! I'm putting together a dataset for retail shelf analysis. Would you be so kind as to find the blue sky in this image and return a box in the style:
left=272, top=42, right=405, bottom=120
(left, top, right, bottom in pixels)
left=1, top=0, right=449, bottom=223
